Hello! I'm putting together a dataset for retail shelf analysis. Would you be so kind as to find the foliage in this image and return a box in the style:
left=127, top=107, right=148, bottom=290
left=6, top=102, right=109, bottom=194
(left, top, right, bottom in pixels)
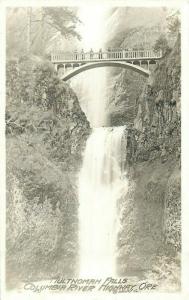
left=153, top=34, right=181, bottom=101
left=6, top=60, right=20, bottom=103
left=7, top=57, right=65, bottom=108
left=166, top=10, right=180, bottom=35
left=6, top=7, right=81, bottom=58
left=6, top=58, right=89, bottom=165
left=153, top=34, right=171, bottom=56
left=32, top=61, right=70, bottom=110
left=6, top=57, right=90, bottom=286
left=145, top=255, right=180, bottom=291
left=43, top=7, right=81, bottom=40
left=6, top=170, right=78, bottom=284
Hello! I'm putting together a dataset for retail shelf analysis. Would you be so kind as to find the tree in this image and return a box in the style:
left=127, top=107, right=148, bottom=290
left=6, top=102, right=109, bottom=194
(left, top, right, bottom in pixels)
left=43, top=8, right=81, bottom=40
left=166, top=10, right=180, bottom=35
left=26, top=8, right=32, bottom=53
left=6, top=7, right=81, bottom=58
left=32, top=8, right=81, bottom=56
left=153, top=34, right=171, bottom=57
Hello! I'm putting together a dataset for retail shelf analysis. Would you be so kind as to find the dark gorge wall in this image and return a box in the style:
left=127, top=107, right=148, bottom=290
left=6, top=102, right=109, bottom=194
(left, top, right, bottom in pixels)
left=117, top=35, right=181, bottom=289
left=106, top=7, right=172, bottom=127
left=107, top=70, right=147, bottom=126
left=6, top=57, right=90, bottom=287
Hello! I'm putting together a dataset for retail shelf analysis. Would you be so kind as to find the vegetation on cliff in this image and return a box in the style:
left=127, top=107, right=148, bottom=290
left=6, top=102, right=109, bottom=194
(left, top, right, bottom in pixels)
left=117, top=34, right=181, bottom=291
left=6, top=57, right=90, bottom=287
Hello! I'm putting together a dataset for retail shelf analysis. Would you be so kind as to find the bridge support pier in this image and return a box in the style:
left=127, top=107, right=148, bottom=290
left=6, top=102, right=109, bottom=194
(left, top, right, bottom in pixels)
left=54, top=64, right=58, bottom=72
left=147, top=60, right=150, bottom=70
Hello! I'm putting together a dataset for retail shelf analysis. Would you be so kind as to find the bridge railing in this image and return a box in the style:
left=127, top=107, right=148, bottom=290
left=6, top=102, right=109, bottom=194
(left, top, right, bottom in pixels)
left=51, top=49, right=162, bottom=63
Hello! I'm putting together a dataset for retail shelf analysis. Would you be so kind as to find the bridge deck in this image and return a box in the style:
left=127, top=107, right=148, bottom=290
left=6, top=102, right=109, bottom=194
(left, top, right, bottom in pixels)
left=51, top=49, right=162, bottom=64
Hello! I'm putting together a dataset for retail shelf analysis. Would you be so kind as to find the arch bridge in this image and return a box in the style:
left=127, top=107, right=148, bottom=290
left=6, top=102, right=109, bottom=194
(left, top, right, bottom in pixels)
left=51, top=49, right=162, bottom=81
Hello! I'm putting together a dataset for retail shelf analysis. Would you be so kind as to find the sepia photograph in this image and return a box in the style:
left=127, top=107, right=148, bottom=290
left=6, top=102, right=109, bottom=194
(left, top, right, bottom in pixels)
left=1, top=0, right=188, bottom=299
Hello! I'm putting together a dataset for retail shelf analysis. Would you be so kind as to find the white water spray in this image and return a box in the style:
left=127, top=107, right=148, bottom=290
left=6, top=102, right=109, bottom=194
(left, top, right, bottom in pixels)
left=71, top=6, right=109, bottom=127
left=78, top=126, right=128, bottom=277
left=75, top=6, right=128, bottom=277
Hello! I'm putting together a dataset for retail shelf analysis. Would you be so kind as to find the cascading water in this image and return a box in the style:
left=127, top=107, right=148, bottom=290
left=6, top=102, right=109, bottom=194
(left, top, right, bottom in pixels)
left=78, top=126, right=128, bottom=277
left=75, top=6, right=128, bottom=278
left=70, top=6, right=109, bottom=128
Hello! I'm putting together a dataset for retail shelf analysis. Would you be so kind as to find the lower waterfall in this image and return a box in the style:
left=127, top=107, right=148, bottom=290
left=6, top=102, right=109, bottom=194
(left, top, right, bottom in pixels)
left=78, top=126, right=128, bottom=277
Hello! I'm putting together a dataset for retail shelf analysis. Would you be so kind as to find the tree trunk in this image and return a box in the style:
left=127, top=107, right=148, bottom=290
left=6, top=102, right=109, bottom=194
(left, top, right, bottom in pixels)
left=26, top=8, right=32, bottom=54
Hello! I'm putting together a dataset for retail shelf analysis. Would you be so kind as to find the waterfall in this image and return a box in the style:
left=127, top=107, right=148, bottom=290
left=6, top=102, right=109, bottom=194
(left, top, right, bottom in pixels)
left=75, top=5, right=128, bottom=278
left=70, top=6, right=109, bottom=128
left=78, top=126, right=128, bottom=277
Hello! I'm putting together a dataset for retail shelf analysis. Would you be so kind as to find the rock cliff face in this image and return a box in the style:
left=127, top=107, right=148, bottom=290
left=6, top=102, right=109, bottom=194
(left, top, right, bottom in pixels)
left=107, top=70, right=146, bottom=126
left=117, top=35, right=181, bottom=290
left=104, top=10, right=181, bottom=287
left=106, top=7, right=177, bottom=127
left=106, top=7, right=168, bottom=48
left=6, top=57, right=90, bottom=287
left=67, top=7, right=171, bottom=126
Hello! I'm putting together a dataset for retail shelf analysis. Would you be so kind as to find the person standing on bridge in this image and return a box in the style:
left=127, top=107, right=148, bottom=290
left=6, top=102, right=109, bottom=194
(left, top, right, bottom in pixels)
left=74, top=49, right=78, bottom=60
left=99, top=48, right=103, bottom=59
left=120, top=47, right=123, bottom=58
left=90, top=48, right=94, bottom=59
left=81, top=49, right=85, bottom=60
left=107, top=47, right=111, bottom=59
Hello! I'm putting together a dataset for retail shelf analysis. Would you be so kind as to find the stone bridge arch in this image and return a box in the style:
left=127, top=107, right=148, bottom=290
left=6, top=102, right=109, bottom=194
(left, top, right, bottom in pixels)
left=59, top=61, right=150, bottom=81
